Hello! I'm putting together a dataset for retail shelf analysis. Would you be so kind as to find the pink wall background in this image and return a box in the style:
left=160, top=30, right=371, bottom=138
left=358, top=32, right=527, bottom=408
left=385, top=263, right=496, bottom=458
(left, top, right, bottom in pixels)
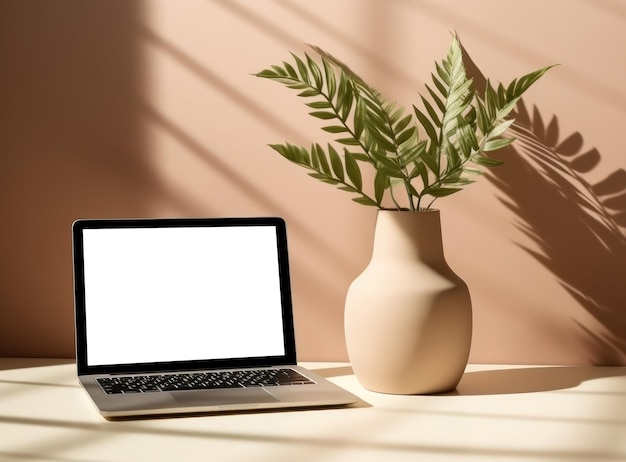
left=2, top=0, right=625, bottom=364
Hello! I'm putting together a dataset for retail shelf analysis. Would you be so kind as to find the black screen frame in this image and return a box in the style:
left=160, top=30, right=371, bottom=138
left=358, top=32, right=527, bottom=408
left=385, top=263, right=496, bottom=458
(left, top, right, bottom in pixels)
left=72, top=217, right=298, bottom=376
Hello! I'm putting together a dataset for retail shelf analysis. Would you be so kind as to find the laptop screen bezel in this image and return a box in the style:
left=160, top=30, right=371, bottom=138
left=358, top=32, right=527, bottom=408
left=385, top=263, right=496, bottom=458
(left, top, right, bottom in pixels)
left=72, top=217, right=298, bottom=376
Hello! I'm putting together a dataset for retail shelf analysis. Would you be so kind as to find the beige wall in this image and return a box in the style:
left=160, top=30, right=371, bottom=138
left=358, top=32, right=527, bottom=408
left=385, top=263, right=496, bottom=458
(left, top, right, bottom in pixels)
left=1, top=0, right=625, bottom=364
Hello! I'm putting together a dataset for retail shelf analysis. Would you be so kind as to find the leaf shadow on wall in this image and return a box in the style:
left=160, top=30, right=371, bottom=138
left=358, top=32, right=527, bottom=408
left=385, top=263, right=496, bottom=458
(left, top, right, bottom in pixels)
left=0, top=1, right=177, bottom=357
left=463, top=52, right=626, bottom=365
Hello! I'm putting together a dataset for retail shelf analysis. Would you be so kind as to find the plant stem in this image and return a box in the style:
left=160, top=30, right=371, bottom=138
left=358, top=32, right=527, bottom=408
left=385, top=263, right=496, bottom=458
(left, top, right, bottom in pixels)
left=403, top=181, right=416, bottom=211
left=389, top=186, right=402, bottom=210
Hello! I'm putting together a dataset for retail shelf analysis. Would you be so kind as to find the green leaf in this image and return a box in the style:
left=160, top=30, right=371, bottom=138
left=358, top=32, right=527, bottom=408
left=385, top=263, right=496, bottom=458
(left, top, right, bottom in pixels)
left=413, top=105, right=438, bottom=145
left=305, top=53, right=323, bottom=90
left=405, top=181, right=420, bottom=198
left=483, top=137, right=515, bottom=152
left=313, top=143, right=331, bottom=174
left=379, top=165, right=405, bottom=178
left=308, top=172, right=340, bottom=185
left=269, top=65, right=286, bottom=76
left=445, top=143, right=462, bottom=169
left=401, top=141, right=427, bottom=166
left=345, top=152, right=363, bottom=190
left=283, top=61, right=297, bottom=79
left=395, top=114, right=413, bottom=133
left=322, top=125, right=349, bottom=134
left=435, top=61, right=449, bottom=86
left=319, top=178, right=341, bottom=185
left=310, top=145, right=320, bottom=170
left=495, top=100, right=518, bottom=121
left=419, top=148, right=440, bottom=175
left=309, top=111, right=337, bottom=120
left=328, top=144, right=344, bottom=181
left=286, top=82, right=310, bottom=90
left=336, top=137, right=361, bottom=146
left=354, top=97, right=366, bottom=140
left=298, top=89, right=320, bottom=97
left=321, top=57, right=337, bottom=100
left=388, top=104, right=404, bottom=122
left=431, top=72, right=448, bottom=99
left=366, top=126, right=396, bottom=152
left=472, top=153, right=504, bottom=167
left=291, top=52, right=310, bottom=85
left=269, top=143, right=309, bottom=165
left=371, top=149, right=398, bottom=168
left=483, top=80, right=498, bottom=120
left=488, top=119, right=515, bottom=138
left=413, top=161, right=430, bottom=188
left=374, top=170, right=388, bottom=204
left=420, top=96, right=441, bottom=128
left=352, top=196, right=378, bottom=206
left=425, top=83, right=446, bottom=113
left=428, top=187, right=462, bottom=197
left=396, top=126, right=416, bottom=146
left=337, top=72, right=355, bottom=121
left=255, top=69, right=280, bottom=79
left=348, top=152, right=371, bottom=163
left=507, top=65, right=557, bottom=100
left=475, top=99, right=489, bottom=134
left=306, top=101, right=333, bottom=109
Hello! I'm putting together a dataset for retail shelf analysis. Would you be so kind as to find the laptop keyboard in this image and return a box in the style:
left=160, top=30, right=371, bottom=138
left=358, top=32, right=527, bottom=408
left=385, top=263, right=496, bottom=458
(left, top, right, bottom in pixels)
left=96, top=368, right=314, bottom=395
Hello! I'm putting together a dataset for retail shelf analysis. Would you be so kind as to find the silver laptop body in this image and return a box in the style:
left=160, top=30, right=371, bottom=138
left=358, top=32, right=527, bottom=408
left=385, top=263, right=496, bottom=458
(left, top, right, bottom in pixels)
left=72, top=217, right=357, bottom=418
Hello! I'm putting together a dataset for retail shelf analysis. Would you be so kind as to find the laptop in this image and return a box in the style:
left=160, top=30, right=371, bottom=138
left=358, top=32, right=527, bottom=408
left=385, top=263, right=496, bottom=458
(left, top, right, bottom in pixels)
left=72, top=217, right=358, bottom=418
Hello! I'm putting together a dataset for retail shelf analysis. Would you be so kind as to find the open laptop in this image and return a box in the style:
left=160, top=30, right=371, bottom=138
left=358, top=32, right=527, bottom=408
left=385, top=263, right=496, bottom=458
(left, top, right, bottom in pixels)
left=72, top=217, right=358, bottom=418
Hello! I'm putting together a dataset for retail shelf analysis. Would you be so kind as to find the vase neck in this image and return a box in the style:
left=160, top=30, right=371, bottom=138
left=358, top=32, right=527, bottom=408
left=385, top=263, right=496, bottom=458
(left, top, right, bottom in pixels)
left=371, top=210, right=445, bottom=265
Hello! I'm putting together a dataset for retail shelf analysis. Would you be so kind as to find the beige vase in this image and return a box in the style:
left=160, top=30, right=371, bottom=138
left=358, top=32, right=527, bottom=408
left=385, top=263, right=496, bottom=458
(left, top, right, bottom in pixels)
left=344, top=209, right=472, bottom=394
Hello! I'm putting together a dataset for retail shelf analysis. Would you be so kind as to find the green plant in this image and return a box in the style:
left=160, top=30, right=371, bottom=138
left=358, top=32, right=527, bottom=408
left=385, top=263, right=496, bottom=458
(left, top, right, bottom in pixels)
left=255, top=35, right=554, bottom=210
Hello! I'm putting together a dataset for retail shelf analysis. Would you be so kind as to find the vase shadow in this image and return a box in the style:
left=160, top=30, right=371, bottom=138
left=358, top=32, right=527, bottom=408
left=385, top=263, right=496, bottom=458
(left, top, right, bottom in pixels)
left=310, top=365, right=355, bottom=379
left=461, top=46, right=626, bottom=365
left=443, top=366, right=626, bottom=396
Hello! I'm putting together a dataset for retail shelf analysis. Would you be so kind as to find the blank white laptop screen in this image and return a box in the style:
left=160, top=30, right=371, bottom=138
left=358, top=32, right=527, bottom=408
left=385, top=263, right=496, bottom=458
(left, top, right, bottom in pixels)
left=81, top=225, right=286, bottom=367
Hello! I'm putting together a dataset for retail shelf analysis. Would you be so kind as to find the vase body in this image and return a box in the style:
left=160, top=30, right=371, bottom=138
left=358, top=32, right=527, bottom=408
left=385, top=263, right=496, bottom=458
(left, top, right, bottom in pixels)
left=344, top=209, right=472, bottom=394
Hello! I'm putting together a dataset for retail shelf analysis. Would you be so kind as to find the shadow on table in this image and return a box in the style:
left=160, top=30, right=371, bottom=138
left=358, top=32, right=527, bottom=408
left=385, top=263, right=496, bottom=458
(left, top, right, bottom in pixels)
left=311, top=364, right=626, bottom=396
left=447, top=366, right=626, bottom=396
left=310, top=365, right=354, bottom=379
left=0, top=358, right=74, bottom=372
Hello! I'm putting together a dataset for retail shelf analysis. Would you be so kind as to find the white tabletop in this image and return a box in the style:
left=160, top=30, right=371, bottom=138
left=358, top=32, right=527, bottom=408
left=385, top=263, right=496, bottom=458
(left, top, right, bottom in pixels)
left=1, top=358, right=625, bottom=461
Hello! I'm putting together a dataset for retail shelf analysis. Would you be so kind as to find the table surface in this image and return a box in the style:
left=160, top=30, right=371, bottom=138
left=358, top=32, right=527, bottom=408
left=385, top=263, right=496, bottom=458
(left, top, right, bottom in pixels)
left=1, top=358, right=625, bottom=462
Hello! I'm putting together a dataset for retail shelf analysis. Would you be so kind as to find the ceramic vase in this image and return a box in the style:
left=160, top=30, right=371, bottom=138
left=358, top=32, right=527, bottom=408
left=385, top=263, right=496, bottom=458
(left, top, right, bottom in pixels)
left=344, top=209, right=472, bottom=394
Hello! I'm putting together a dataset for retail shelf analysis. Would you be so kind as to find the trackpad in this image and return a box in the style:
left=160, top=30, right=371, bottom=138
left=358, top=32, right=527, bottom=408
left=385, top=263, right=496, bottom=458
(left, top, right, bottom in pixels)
left=171, top=388, right=279, bottom=406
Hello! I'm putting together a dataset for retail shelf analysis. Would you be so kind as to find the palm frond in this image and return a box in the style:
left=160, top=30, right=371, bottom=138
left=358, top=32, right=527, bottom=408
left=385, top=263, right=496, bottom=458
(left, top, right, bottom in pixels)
left=255, top=35, right=554, bottom=210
